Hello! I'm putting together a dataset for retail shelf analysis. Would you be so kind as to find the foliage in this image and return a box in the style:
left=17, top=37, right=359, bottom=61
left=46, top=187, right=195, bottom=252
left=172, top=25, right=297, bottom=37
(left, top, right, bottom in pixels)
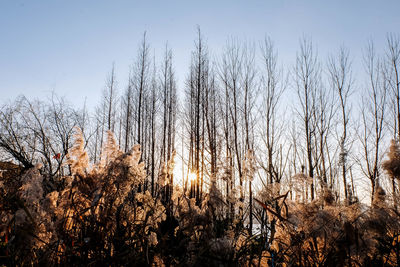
left=0, top=129, right=244, bottom=266
left=1, top=129, right=400, bottom=266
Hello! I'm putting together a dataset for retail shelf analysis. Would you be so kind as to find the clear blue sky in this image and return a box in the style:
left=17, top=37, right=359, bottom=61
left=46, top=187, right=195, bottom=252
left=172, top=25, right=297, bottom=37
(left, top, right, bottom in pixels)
left=1, top=0, right=399, bottom=109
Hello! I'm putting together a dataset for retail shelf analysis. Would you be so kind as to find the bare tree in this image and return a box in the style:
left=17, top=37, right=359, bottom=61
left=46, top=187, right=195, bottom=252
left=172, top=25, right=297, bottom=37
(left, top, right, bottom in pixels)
left=257, top=36, right=287, bottom=238
left=359, top=41, right=387, bottom=202
left=259, top=37, right=286, bottom=184
left=0, top=98, right=35, bottom=169
left=149, top=57, right=159, bottom=196
left=186, top=27, right=209, bottom=204
left=121, top=69, right=135, bottom=153
left=219, top=50, right=235, bottom=220
left=0, top=95, right=84, bottom=184
left=327, top=47, right=353, bottom=201
left=219, top=38, right=244, bottom=217
left=294, top=37, right=320, bottom=201
left=204, top=67, right=220, bottom=197
left=160, top=44, right=177, bottom=200
left=93, top=64, right=118, bottom=162
left=241, top=41, right=257, bottom=233
left=385, top=34, right=400, bottom=141
left=105, top=63, right=118, bottom=132
left=133, top=32, right=150, bottom=147
left=384, top=33, right=400, bottom=204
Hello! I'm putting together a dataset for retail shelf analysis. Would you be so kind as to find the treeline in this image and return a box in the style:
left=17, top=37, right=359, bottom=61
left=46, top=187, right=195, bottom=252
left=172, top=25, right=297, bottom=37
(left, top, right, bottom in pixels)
left=1, top=30, right=400, bottom=265
left=2, top=31, right=400, bottom=205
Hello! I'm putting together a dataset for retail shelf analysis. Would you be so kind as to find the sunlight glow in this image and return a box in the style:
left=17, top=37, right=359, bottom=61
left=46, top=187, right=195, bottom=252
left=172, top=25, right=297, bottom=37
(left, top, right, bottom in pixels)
left=172, top=156, right=184, bottom=186
left=188, top=172, right=197, bottom=183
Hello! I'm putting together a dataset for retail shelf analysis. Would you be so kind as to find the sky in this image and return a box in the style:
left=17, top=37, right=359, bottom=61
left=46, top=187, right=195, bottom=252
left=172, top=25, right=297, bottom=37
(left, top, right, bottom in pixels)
left=1, top=0, right=400, bottom=110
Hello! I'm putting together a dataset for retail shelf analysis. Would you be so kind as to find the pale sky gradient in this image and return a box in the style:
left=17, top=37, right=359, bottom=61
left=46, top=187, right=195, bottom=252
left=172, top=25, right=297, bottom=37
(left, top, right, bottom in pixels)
left=1, top=0, right=399, bottom=109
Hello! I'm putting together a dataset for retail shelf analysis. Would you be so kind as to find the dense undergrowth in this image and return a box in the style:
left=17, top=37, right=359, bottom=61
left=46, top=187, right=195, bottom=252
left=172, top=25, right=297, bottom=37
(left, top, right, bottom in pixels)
left=1, top=129, right=400, bottom=266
